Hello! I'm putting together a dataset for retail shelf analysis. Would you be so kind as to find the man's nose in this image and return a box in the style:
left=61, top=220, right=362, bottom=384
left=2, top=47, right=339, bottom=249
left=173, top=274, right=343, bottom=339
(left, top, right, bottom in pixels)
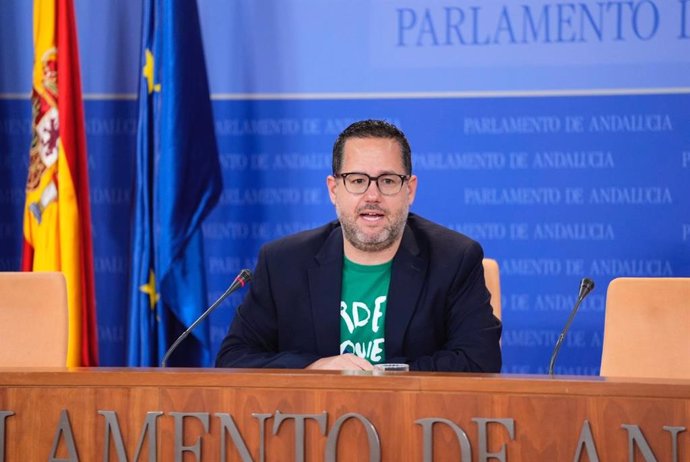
left=364, top=179, right=382, bottom=199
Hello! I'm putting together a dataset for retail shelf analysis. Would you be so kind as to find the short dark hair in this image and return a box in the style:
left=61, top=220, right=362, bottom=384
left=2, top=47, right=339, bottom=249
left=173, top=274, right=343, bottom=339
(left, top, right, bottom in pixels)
left=332, top=119, right=412, bottom=175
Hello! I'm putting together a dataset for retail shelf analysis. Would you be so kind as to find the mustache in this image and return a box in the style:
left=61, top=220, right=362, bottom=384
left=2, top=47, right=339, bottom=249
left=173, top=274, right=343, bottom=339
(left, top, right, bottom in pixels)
left=357, top=205, right=387, bottom=214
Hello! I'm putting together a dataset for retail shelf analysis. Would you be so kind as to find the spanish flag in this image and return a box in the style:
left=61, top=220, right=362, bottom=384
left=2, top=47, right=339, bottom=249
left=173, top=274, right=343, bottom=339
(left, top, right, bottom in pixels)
left=21, top=0, right=98, bottom=367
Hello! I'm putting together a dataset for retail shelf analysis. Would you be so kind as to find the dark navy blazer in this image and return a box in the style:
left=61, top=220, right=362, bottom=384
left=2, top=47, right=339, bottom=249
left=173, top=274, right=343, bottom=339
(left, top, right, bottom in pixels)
left=215, top=213, right=502, bottom=372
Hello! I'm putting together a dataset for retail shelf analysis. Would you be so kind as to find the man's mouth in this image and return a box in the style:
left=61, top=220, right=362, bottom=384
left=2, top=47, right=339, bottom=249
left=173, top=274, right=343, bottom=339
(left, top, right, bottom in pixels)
left=359, top=209, right=385, bottom=222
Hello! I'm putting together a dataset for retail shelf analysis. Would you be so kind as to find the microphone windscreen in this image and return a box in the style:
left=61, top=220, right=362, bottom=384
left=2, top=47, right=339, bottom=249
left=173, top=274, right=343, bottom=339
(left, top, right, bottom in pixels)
left=579, top=278, right=595, bottom=298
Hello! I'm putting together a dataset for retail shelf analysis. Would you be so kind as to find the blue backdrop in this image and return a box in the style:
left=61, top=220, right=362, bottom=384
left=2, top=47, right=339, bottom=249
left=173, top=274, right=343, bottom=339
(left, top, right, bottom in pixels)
left=1, top=0, right=689, bottom=373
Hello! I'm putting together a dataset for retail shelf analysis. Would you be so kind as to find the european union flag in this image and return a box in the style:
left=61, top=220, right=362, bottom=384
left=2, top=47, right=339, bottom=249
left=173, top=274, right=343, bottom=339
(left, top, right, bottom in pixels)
left=127, top=0, right=221, bottom=367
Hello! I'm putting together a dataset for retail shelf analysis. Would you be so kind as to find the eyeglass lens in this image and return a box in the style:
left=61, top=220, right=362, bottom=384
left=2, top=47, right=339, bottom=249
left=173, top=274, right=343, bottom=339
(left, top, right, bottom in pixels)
left=342, top=173, right=405, bottom=195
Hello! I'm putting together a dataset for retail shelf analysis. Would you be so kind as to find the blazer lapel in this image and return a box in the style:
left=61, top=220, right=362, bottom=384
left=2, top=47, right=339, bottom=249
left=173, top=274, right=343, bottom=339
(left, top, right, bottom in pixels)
left=385, top=224, right=427, bottom=359
left=308, top=227, right=344, bottom=356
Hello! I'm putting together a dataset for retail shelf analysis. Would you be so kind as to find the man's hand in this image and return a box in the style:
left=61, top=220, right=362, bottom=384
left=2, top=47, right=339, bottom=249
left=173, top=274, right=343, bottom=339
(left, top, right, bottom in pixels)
left=306, top=354, right=374, bottom=371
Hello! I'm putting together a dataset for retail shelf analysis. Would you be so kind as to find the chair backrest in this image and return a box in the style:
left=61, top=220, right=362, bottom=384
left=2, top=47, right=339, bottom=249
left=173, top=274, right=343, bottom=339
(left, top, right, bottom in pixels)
left=0, top=272, right=68, bottom=367
left=600, top=277, right=690, bottom=379
left=482, top=258, right=501, bottom=320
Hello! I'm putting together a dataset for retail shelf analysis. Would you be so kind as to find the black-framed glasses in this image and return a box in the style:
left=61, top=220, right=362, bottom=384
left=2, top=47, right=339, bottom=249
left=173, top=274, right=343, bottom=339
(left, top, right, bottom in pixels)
left=335, top=172, right=409, bottom=196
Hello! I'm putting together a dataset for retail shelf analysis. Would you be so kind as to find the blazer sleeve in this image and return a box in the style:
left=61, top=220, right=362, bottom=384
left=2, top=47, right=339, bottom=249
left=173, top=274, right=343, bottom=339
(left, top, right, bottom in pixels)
left=214, top=245, right=321, bottom=369
left=403, top=241, right=502, bottom=372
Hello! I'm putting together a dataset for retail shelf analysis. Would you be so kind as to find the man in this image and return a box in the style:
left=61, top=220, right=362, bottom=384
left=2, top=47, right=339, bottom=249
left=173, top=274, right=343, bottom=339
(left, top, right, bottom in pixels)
left=215, top=120, right=502, bottom=371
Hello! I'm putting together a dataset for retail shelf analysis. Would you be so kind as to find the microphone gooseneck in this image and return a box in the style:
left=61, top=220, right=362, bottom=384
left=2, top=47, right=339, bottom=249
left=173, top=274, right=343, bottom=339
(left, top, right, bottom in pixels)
left=547, top=277, right=595, bottom=376
left=160, top=268, right=253, bottom=367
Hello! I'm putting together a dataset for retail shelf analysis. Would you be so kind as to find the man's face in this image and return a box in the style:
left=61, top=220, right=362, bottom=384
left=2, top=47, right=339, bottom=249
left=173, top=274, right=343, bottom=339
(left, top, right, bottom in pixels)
left=327, top=137, right=417, bottom=253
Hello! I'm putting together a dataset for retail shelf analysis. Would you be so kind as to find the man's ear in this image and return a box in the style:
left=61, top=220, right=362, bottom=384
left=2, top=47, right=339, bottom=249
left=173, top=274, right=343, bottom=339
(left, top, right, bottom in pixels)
left=327, top=175, right=337, bottom=205
left=406, top=175, right=418, bottom=205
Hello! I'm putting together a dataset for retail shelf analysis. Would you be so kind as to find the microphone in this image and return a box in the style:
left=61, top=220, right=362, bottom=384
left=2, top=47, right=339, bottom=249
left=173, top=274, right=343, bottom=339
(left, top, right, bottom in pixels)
left=160, top=268, right=253, bottom=367
left=547, top=277, right=595, bottom=376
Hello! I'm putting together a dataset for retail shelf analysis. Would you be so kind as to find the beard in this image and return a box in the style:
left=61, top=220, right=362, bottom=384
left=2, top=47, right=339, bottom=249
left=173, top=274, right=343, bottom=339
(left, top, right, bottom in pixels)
left=336, top=203, right=408, bottom=253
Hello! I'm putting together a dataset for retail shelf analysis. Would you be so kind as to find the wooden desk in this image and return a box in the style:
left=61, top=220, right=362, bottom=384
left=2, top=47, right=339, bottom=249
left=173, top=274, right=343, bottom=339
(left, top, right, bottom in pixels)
left=0, top=369, right=688, bottom=461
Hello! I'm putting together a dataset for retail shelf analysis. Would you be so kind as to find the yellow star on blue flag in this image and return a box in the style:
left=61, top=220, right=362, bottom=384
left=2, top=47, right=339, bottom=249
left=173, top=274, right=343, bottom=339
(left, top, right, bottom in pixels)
left=139, top=269, right=160, bottom=310
left=142, top=49, right=161, bottom=94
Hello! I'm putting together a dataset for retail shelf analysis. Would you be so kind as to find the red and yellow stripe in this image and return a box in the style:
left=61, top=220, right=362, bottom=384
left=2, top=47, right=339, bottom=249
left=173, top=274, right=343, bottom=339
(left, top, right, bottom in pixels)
left=22, top=0, right=98, bottom=367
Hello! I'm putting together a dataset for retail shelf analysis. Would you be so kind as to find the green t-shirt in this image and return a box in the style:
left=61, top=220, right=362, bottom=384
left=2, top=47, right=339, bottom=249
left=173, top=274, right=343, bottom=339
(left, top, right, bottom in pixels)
left=339, top=257, right=392, bottom=364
